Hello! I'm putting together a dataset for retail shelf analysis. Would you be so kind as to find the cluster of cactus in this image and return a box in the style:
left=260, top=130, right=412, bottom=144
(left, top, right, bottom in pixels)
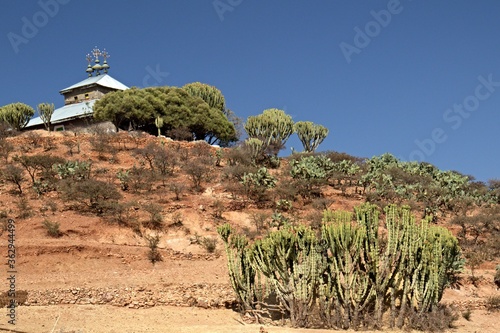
left=293, top=121, right=329, bottom=153
left=241, top=167, right=277, bottom=201
left=182, top=82, right=226, bottom=114
left=244, top=138, right=265, bottom=165
left=244, top=109, right=330, bottom=158
left=218, top=204, right=463, bottom=329
left=244, top=108, right=295, bottom=156
left=0, top=102, right=35, bottom=130
left=53, top=160, right=92, bottom=180
left=359, top=153, right=495, bottom=215
left=290, top=155, right=333, bottom=181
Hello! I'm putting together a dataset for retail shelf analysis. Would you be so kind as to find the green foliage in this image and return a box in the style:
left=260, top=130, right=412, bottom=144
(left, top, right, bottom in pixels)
left=217, top=224, right=259, bottom=311
left=243, top=138, right=264, bottom=165
left=290, top=154, right=333, bottom=180
left=183, top=82, right=226, bottom=114
left=245, top=108, right=294, bottom=156
left=219, top=204, right=463, bottom=329
left=0, top=102, right=35, bottom=130
left=53, top=160, right=92, bottom=180
left=294, top=121, right=329, bottom=153
left=289, top=154, right=333, bottom=198
left=93, top=86, right=237, bottom=145
left=360, top=153, right=489, bottom=218
left=275, top=199, right=292, bottom=212
left=241, top=167, right=277, bottom=202
left=13, top=154, right=65, bottom=185
left=37, top=103, right=55, bottom=131
left=155, top=115, right=163, bottom=137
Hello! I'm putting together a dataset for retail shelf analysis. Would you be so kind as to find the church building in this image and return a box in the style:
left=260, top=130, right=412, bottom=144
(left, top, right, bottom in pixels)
left=26, top=48, right=128, bottom=131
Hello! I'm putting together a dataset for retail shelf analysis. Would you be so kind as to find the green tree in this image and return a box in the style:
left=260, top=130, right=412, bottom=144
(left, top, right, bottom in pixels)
left=93, top=86, right=238, bottom=145
left=0, top=102, right=35, bottom=130
left=244, top=108, right=294, bottom=156
left=93, top=87, right=153, bottom=130
left=37, top=103, right=55, bottom=131
left=182, top=82, right=226, bottom=114
left=294, top=121, right=329, bottom=153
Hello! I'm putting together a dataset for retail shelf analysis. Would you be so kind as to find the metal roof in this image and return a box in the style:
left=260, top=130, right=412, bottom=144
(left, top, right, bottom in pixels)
left=26, top=100, right=97, bottom=127
left=59, top=74, right=129, bottom=94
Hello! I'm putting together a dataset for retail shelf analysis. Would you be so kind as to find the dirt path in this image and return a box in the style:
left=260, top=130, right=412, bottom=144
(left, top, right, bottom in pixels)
left=1, top=305, right=498, bottom=333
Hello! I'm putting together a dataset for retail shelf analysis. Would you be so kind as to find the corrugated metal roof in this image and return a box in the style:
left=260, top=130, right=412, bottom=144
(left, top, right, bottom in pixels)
left=59, top=74, right=129, bottom=93
left=26, top=100, right=97, bottom=127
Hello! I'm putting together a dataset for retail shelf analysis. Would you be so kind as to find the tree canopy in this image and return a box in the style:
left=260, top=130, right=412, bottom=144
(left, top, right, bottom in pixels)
left=0, top=102, right=35, bottom=130
left=93, top=86, right=238, bottom=145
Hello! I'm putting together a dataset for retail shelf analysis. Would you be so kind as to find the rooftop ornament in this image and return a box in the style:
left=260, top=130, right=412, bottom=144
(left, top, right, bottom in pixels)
left=86, top=47, right=110, bottom=77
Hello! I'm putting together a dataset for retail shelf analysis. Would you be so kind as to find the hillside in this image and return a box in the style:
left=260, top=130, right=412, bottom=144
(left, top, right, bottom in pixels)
left=0, top=129, right=498, bottom=333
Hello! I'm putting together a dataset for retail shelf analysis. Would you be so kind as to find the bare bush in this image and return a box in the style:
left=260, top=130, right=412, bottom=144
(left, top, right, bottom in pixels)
left=143, top=203, right=164, bottom=229
left=145, top=234, right=162, bottom=264
left=42, top=219, right=61, bottom=237
left=1, top=164, right=25, bottom=194
left=185, top=157, right=214, bottom=192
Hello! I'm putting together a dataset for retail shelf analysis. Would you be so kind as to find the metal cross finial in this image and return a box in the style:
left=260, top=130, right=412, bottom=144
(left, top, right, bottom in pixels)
left=92, top=47, right=101, bottom=61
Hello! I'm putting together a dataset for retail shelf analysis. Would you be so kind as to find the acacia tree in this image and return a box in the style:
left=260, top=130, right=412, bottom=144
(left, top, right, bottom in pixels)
left=93, top=86, right=238, bottom=145
left=0, top=102, right=35, bottom=130
left=37, top=103, right=55, bottom=131
left=244, top=108, right=294, bottom=156
left=93, top=87, right=153, bottom=130
left=294, top=121, right=329, bottom=153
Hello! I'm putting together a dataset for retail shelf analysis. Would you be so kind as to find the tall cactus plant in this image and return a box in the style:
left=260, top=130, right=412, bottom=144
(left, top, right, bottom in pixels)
left=37, top=102, right=55, bottom=131
left=183, top=82, right=226, bottom=114
left=217, top=224, right=259, bottom=311
left=294, top=121, right=329, bottom=153
left=218, top=205, right=463, bottom=329
left=251, top=225, right=322, bottom=327
left=245, top=108, right=294, bottom=157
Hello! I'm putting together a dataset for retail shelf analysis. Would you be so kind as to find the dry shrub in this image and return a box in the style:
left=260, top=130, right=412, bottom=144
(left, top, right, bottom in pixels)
left=169, top=182, right=186, bottom=200
left=143, top=203, right=164, bottom=229
left=42, top=219, right=61, bottom=237
left=485, top=295, right=500, bottom=312
left=185, top=156, right=213, bottom=192
left=145, top=234, right=162, bottom=264
left=16, top=197, right=32, bottom=219
left=0, top=137, right=14, bottom=162
left=405, top=305, right=458, bottom=332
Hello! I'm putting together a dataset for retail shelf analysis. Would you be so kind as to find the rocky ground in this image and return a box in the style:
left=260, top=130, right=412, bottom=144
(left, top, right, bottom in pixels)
left=0, top=130, right=498, bottom=332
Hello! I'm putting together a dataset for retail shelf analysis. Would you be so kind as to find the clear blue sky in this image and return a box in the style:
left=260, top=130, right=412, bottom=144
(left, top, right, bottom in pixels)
left=1, top=0, right=499, bottom=182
